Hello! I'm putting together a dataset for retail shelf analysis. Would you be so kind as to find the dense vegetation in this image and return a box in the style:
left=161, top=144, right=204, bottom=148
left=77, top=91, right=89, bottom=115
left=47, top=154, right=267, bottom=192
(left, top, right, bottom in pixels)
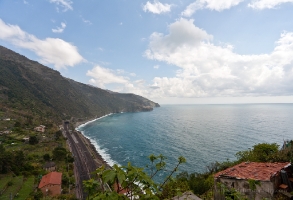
left=0, top=122, right=76, bottom=200
left=0, top=45, right=159, bottom=126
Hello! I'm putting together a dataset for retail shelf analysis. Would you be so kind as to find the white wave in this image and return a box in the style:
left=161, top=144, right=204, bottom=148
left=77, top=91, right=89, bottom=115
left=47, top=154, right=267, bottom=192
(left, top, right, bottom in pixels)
left=76, top=113, right=113, bottom=130
left=79, top=130, right=118, bottom=167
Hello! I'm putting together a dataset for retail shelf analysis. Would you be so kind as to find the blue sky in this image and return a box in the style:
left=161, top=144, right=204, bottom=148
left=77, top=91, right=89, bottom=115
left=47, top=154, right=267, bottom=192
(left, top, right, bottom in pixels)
left=1, top=0, right=293, bottom=104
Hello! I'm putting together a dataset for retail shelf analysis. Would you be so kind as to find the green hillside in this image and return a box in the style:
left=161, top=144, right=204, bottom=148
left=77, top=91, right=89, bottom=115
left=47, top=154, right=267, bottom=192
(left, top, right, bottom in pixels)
left=0, top=46, right=159, bottom=126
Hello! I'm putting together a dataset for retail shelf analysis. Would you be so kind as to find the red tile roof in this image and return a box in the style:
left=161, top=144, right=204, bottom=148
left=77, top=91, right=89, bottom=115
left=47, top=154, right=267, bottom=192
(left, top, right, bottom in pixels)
left=214, top=162, right=290, bottom=181
left=38, top=172, right=62, bottom=188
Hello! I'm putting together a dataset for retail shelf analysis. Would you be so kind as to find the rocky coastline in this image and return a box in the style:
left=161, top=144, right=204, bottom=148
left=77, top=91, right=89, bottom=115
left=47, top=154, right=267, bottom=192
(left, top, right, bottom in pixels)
left=73, top=116, right=113, bottom=168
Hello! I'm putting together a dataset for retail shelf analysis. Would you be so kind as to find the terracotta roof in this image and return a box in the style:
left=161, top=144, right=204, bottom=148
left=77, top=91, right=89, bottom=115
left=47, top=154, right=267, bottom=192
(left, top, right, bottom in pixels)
left=38, top=172, right=62, bottom=188
left=214, top=162, right=290, bottom=181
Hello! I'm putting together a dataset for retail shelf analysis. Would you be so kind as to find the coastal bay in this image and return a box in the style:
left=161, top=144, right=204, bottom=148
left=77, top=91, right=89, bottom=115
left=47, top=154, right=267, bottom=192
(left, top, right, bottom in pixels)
left=77, top=104, right=293, bottom=182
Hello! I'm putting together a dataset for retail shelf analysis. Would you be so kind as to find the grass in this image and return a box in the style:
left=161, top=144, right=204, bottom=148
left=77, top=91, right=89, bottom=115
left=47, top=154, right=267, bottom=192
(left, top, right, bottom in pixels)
left=1, top=176, right=23, bottom=200
left=0, top=175, right=12, bottom=191
left=14, top=176, right=35, bottom=200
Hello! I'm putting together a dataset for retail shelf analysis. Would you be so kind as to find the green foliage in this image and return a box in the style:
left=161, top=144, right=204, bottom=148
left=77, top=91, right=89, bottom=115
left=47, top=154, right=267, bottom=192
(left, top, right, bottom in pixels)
left=159, top=179, right=190, bottom=199
left=248, top=179, right=260, bottom=191
left=1, top=176, right=24, bottom=199
left=52, top=146, right=67, bottom=161
left=29, top=135, right=39, bottom=145
left=0, top=145, right=27, bottom=174
left=15, top=176, right=35, bottom=200
left=176, top=171, right=214, bottom=196
left=236, top=143, right=279, bottom=162
left=84, top=155, right=186, bottom=199
left=14, top=121, right=21, bottom=127
left=67, top=154, right=74, bottom=163
left=7, top=180, right=13, bottom=186
left=43, top=153, right=51, bottom=161
left=32, top=188, right=43, bottom=200
left=55, top=130, right=62, bottom=140
left=0, top=46, right=159, bottom=125
left=216, top=183, right=248, bottom=200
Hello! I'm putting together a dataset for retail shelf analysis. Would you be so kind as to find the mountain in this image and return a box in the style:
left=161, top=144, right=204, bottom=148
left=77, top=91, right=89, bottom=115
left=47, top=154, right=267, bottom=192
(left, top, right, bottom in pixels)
left=0, top=46, right=159, bottom=125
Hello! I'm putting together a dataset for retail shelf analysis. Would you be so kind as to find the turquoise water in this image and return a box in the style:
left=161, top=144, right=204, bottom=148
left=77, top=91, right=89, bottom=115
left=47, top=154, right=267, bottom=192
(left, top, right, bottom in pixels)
left=77, top=104, right=293, bottom=180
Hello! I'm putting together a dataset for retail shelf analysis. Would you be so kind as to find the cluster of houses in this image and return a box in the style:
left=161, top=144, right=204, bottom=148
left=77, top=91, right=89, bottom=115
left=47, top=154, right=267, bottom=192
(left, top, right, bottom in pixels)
left=34, top=124, right=62, bottom=197
left=0, top=125, right=45, bottom=137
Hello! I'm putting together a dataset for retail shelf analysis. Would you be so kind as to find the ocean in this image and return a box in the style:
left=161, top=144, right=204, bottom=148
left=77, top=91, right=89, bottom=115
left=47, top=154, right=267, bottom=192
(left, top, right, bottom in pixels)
left=77, top=104, right=293, bottom=181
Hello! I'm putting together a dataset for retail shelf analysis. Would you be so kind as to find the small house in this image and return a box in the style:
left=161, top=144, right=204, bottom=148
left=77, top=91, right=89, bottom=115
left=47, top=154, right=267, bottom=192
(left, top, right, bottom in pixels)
left=23, top=137, right=30, bottom=143
left=38, top=172, right=62, bottom=196
left=43, top=161, right=56, bottom=171
left=214, top=162, right=291, bottom=200
left=3, top=130, right=11, bottom=134
left=34, top=125, right=45, bottom=133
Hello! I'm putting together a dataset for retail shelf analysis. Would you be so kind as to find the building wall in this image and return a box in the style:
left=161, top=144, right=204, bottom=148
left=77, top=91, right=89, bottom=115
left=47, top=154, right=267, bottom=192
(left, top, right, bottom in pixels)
left=215, top=178, right=275, bottom=200
left=43, top=166, right=56, bottom=171
left=40, top=184, right=61, bottom=196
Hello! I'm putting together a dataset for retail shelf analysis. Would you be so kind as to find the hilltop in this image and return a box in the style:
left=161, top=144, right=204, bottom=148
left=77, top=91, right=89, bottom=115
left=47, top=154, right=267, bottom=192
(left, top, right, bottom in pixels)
left=0, top=45, right=159, bottom=126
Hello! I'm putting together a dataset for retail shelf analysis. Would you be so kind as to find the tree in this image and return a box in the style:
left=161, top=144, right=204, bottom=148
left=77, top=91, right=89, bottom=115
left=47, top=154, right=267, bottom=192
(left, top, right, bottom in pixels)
left=52, top=147, right=67, bottom=161
left=43, top=153, right=51, bottom=161
left=83, top=154, right=186, bottom=199
left=14, top=121, right=21, bottom=127
left=159, top=179, right=190, bottom=199
left=29, top=135, right=39, bottom=145
left=55, top=130, right=62, bottom=140
left=236, top=143, right=279, bottom=162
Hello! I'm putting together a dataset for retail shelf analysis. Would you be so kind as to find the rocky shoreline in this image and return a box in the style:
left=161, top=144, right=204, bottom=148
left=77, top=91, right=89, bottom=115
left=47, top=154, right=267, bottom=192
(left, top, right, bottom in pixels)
left=76, top=130, right=111, bottom=168
left=73, top=117, right=112, bottom=169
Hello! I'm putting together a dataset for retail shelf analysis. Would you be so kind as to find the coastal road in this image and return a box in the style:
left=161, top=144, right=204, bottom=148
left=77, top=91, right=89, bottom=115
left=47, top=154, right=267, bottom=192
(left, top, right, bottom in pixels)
left=64, top=123, right=99, bottom=200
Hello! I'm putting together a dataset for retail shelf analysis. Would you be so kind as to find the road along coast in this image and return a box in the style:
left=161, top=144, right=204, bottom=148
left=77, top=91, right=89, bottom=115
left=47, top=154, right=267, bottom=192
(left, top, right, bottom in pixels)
left=64, top=120, right=111, bottom=199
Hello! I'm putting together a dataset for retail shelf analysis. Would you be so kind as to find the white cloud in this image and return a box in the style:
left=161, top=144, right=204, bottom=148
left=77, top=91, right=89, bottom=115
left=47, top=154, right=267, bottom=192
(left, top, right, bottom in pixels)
left=80, top=15, right=92, bottom=25
left=87, top=66, right=150, bottom=96
left=49, top=0, right=73, bottom=12
left=52, top=22, right=66, bottom=33
left=154, top=65, right=160, bottom=69
left=0, top=19, right=84, bottom=69
left=147, top=18, right=213, bottom=53
left=86, top=65, right=129, bottom=88
left=144, top=18, right=293, bottom=98
left=143, top=0, right=172, bottom=14
left=182, top=0, right=244, bottom=17
left=248, top=0, right=293, bottom=9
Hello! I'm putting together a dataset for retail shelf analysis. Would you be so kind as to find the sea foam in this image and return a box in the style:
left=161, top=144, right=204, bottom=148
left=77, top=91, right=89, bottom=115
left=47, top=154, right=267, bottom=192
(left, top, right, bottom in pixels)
left=76, top=113, right=119, bottom=167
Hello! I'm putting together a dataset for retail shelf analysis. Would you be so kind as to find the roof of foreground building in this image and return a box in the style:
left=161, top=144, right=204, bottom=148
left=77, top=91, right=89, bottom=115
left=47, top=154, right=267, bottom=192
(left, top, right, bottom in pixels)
left=214, top=162, right=290, bottom=181
left=38, top=171, right=62, bottom=188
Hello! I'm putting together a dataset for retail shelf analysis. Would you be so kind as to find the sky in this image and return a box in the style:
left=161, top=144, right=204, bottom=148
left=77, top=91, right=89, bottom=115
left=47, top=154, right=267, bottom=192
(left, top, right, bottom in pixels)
left=1, top=0, right=293, bottom=104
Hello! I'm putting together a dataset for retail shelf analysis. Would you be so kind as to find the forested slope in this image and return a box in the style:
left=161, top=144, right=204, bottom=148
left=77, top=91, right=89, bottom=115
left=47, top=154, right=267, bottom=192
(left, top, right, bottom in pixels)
left=0, top=46, right=159, bottom=124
